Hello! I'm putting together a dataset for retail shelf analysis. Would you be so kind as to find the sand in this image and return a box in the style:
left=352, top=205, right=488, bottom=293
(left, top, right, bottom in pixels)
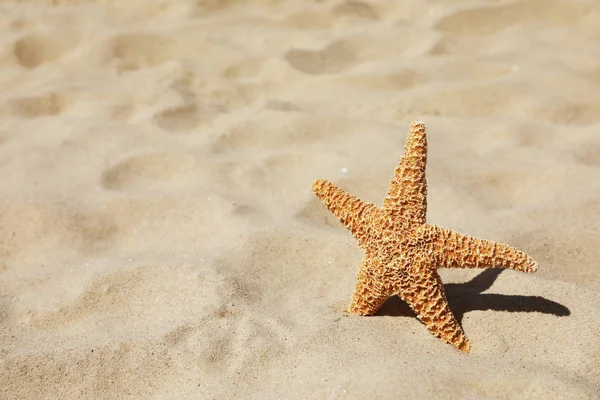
left=0, top=0, right=599, bottom=398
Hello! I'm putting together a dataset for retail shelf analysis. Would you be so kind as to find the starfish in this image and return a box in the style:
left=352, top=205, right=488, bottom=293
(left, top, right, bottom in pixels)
left=312, top=121, right=538, bottom=352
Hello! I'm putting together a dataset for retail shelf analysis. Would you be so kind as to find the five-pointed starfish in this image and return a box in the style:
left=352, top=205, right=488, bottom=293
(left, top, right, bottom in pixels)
left=312, top=121, right=538, bottom=352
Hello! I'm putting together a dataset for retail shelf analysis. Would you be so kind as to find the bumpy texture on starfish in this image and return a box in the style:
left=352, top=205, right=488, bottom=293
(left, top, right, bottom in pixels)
left=312, top=121, right=538, bottom=352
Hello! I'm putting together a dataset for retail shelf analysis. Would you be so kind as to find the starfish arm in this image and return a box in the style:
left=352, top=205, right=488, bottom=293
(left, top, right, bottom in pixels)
left=348, top=257, right=391, bottom=316
left=395, top=269, right=470, bottom=352
left=424, top=224, right=538, bottom=273
left=312, top=179, right=378, bottom=246
left=383, top=121, right=428, bottom=227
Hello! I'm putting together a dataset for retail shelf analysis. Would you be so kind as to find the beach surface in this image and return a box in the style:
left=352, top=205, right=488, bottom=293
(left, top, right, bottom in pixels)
left=1, top=1, right=599, bottom=399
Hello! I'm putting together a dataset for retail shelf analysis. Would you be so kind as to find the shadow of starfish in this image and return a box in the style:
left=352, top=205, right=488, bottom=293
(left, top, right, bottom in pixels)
left=377, top=268, right=570, bottom=323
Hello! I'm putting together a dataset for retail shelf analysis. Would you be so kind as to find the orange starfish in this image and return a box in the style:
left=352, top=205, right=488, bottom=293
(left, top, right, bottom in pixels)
left=312, top=121, right=538, bottom=352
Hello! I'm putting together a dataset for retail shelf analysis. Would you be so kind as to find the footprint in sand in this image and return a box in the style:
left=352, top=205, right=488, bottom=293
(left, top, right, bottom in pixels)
left=435, top=0, right=588, bottom=36
left=332, top=0, right=380, bottom=20
left=109, top=33, right=175, bottom=71
left=282, top=2, right=378, bottom=27
left=338, top=69, right=426, bottom=92
left=154, top=104, right=202, bottom=133
left=263, top=99, right=303, bottom=112
left=101, top=152, right=197, bottom=193
left=285, top=40, right=357, bottom=75
left=153, top=74, right=228, bottom=133
left=13, top=33, right=78, bottom=68
left=154, top=103, right=223, bottom=133
left=8, top=92, right=69, bottom=118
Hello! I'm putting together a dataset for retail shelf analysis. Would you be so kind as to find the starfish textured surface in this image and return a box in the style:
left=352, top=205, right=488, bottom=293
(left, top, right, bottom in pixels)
left=312, top=121, right=538, bottom=352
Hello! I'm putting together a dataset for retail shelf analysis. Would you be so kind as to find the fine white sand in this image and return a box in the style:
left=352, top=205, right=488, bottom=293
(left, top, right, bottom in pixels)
left=1, top=1, right=599, bottom=399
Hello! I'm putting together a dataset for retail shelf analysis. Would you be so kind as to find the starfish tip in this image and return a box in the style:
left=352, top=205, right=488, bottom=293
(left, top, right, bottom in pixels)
left=312, top=178, right=326, bottom=192
left=459, top=341, right=471, bottom=353
left=529, top=261, right=539, bottom=273
left=410, top=120, right=426, bottom=130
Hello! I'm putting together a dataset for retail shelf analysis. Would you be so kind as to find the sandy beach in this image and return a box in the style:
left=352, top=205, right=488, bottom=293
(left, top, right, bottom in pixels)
left=1, top=0, right=599, bottom=398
